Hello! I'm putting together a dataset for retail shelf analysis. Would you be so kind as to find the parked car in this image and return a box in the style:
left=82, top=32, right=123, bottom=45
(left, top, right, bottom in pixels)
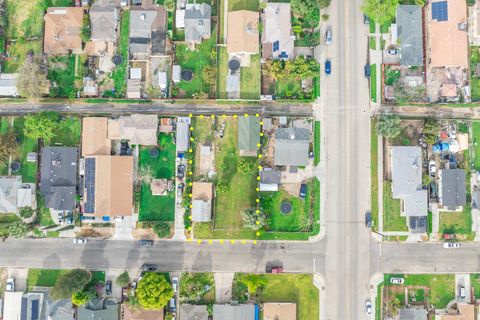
left=390, top=277, right=404, bottom=285
left=139, top=240, right=153, bottom=247
left=365, top=212, right=372, bottom=228
left=266, top=265, right=283, bottom=273
left=177, top=164, right=186, bottom=179
left=6, top=278, right=15, bottom=292
left=325, top=27, right=332, bottom=45
left=121, top=287, right=128, bottom=302
left=429, top=182, right=437, bottom=199
left=299, top=183, right=307, bottom=199
left=364, top=64, right=370, bottom=78
left=172, top=277, right=179, bottom=293
left=443, top=242, right=460, bottom=248
left=169, top=297, right=176, bottom=313
left=73, top=238, right=87, bottom=244
left=325, top=59, right=332, bottom=75
left=177, top=183, right=184, bottom=197
left=386, top=49, right=399, bottom=55
left=105, top=280, right=112, bottom=295
left=365, top=299, right=372, bottom=315
left=458, top=285, right=466, bottom=299
left=142, top=264, right=158, bottom=271
left=364, top=14, right=370, bottom=25
left=74, top=0, right=81, bottom=6
left=429, top=160, right=436, bottom=177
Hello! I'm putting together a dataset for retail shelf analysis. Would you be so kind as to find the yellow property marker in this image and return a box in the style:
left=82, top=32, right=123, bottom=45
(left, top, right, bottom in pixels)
left=233, top=114, right=237, bottom=118
left=255, top=113, right=259, bottom=117
left=230, top=240, right=235, bottom=244
left=208, top=240, right=213, bottom=244
left=253, top=240, right=257, bottom=245
left=197, top=240, right=202, bottom=244
left=241, top=240, right=246, bottom=244
left=220, top=239, right=224, bottom=244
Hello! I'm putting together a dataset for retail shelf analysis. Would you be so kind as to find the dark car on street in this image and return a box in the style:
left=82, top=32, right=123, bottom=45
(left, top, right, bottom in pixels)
left=325, top=59, right=332, bottom=75
left=142, top=264, right=158, bottom=272
left=105, top=280, right=112, bottom=295
left=299, top=183, right=307, bottom=199
left=177, top=164, right=186, bottom=179
left=139, top=240, right=153, bottom=247
left=365, top=212, right=372, bottom=228
left=364, top=64, right=370, bottom=78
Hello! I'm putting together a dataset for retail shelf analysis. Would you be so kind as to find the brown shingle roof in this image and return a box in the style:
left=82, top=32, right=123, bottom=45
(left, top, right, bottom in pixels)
left=44, top=7, right=84, bottom=55
left=263, top=303, right=296, bottom=320
left=437, top=303, right=475, bottom=319
left=82, top=117, right=111, bottom=156
left=192, top=182, right=213, bottom=200
left=227, top=10, right=259, bottom=54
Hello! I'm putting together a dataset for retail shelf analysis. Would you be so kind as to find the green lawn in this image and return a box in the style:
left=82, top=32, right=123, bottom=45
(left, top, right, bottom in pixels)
left=380, top=21, right=391, bottom=33
left=370, top=64, right=377, bottom=102
left=314, top=121, right=320, bottom=165
left=175, top=25, right=217, bottom=98
left=138, top=133, right=176, bottom=222
left=3, top=40, right=42, bottom=73
left=369, top=20, right=376, bottom=33
left=37, top=192, right=55, bottom=226
left=439, top=207, right=474, bottom=239
left=110, top=10, right=130, bottom=97
left=228, top=0, right=259, bottom=11
left=233, top=274, right=318, bottom=320
left=385, top=67, right=401, bottom=86
left=0, top=213, right=21, bottom=235
left=49, top=116, right=81, bottom=147
left=240, top=55, right=260, bottom=99
left=48, top=55, right=77, bottom=98
left=471, top=274, right=480, bottom=299
left=217, top=46, right=228, bottom=99
left=27, top=269, right=105, bottom=291
left=472, top=121, right=480, bottom=170
left=5, top=0, right=44, bottom=39
left=371, top=119, right=378, bottom=230
left=369, top=36, right=376, bottom=50
left=470, top=46, right=480, bottom=102
left=192, top=117, right=214, bottom=177
left=400, top=274, right=455, bottom=308
left=383, top=181, right=407, bottom=231
left=276, top=79, right=304, bottom=100
left=13, top=117, right=38, bottom=183
left=180, top=272, right=215, bottom=303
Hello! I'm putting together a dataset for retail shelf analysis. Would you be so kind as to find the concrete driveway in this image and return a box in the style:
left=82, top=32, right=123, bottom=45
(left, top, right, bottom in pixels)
left=7, top=267, right=28, bottom=291
left=214, top=273, right=233, bottom=304
left=455, top=273, right=471, bottom=303
left=113, top=215, right=136, bottom=240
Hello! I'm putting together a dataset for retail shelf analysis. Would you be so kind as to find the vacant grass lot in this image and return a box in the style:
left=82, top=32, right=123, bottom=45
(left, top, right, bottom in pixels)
left=276, top=79, right=303, bottom=100
left=192, top=117, right=214, bottom=177
left=240, top=54, right=260, bottom=100
left=48, top=56, right=76, bottom=98
left=383, top=181, right=407, bottom=231
left=233, top=274, right=318, bottom=320
left=4, top=40, right=42, bottom=73
left=370, top=64, right=377, bottom=102
left=470, top=47, right=480, bottom=101
left=27, top=269, right=105, bottom=291
left=6, top=0, right=44, bottom=39
left=13, top=117, right=38, bottom=183
left=175, top=26, right=217, bottom=98
left=439, top=207, right=474, bottom=240
left=472, top=121, right=480, bottom=170
left=139, top=133, right=176, bottom=222
left=217, top=47, right=228, bottom=99
left=49, top=116, right=81, bottom=147
left=110, top=10, right=130, bottom=97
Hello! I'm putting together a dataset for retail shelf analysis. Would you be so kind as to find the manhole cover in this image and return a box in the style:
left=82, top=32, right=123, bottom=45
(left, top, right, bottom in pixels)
left=10, top=161, right=21, bottom=172
left=280, top=201, right=292, bottom=214
left=112, top=55, right=123, bottom=66
left=228, top=59, right=240, bottom=71
left=181, top=69, right=193, bottom=81
left=149, top=148, right=159, bottom=158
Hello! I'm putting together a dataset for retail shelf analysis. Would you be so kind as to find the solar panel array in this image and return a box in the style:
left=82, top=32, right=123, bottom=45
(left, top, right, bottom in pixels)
left=31, top=299, right=39, bottom=320
left=432, top=1, right=448, bottom=22
left=279, top=51, right=288, bottom=59
left=273, top=41, right=280, bottom=52
left=84, top=158, right=96, bottom=213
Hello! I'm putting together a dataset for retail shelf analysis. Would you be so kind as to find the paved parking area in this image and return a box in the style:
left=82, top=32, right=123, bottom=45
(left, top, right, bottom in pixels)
left=7, top=267, right=28, bottom=292
left=214, top=273, right=233, bottom=304
left=455, top=273, right=471, bottom=303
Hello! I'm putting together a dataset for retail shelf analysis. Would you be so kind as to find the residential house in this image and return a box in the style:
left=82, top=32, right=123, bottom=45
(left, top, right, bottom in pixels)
left=0, top=176, right=34, bottom=213
left=86, top=0, right=120, bottom=56
left=238, top=116, right=260, bottom=157
left=159, top=118, right=173, bottom=133
left=3, top=291, right=46, bottom=320
left=261, top=3, right=294, bottom=60
left=44, top=7, right=84, bottom=55
left=129, top=4, right=167, bottom=59
left=185, top=3, right=211, bottom=45
left=399, top=307, right=428, bottom=320
left=227, top=10, right=259, bottom=59
left=391, top=147, right=428, bottom=233
left=436, top=303, right=475, bottom=319
left=77, top=299, right=119, bottom=320
left=213, top=304, right=258, bottom=320
left=108, top=114, right=158, bottom=145
left=438, top=168, right=466, bottom=210
left=0, top=74, right=19, bottom=97
left=172, top=65, right=181, bottom=83
left=40, top=147, right=78, bottom=211
left=180, top=304, right=209, bottom=320
left=176, top=117, right=191, bottom=153
left=82, top=117, right=112, bottom=157
left=263, top=303, right=296, bottom=320
left=123, top=305, right=164, bottom=320
left=396, top=5, right=423, bottom=66
left=83, top=77, right=99, bottom=97
left=260, top=169, right=281, bottom=192
left=274, top=127, right=310, bottom=167
left=191, top=182, right=213, bottom=222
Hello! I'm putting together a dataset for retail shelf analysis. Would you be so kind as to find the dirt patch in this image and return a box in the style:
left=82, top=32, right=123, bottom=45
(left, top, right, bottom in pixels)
left=281, top=183, right=302, bottom=197
left=76, top=228, right=114, bottom=238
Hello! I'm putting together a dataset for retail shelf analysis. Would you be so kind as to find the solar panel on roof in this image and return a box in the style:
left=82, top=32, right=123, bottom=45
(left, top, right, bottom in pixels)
left=84, top=158, right=96, bottom=213
left=273, top=41, right=279, bottom=52
left=31, top=299, right=39, bottom=320
left=432, top=1, right=448, bottom=22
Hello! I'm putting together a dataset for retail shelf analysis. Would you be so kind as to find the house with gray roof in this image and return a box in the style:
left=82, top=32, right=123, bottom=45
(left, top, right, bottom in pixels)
left=185, top=3, right=211, bottom=44
left=3, top=291, right=46, bottom=320
left=180, top=304, right=209, bottom=320
left=90, top=0, right=119, bottom=42
left=274, top=127, right=310, bottom=167
left=129, top=5, right=167, bottom=58
left=260, top=168, right=281, bottom=192
left=40, top=147, right=78, bottom=211
left=77, top=299, right=119, bottom=320
left=391, top=147, right=428, bottom=233
left=438, top=168, right=466, bottom=210
left=261, top=3, right=294, bottom=60
left=396, top=5, right=424, bottom=66
left=176, top=117, right=191, bottom=153
left=213, top=304, right=258, bottom=320
left=0, top=176, right=33, bottom=213
left=238, top=117, right=260, bottom=157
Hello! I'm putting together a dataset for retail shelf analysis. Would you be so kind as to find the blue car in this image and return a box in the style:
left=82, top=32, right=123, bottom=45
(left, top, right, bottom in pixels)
left=325, top=59, right=331, bottom=75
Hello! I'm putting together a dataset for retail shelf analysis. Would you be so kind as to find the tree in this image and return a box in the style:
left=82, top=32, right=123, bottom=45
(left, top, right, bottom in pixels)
left=136, top=272, right=173, bottom=310
left=19, top=207, right=35, bottom=219
left=291, top=0, right=317, bottom=18
left=238, top=274, right=267, bottom=295
left=81, top=14, right=91, bottom=43
left=216, top=181, right=231, bottom=193
left=17, top=55, right=49, bottom=99
left=241, top=208, right=268, bottom=230
left=153, top=222, right=171, bottom=238
left=72, top=291, right=91, bottom=306
left=362, top=0, right=399, bottom=26
left=0, top=130, right=17, bottom=164
left=202, top=66, right=216, bottom=86
left=164, top=0, right=176, bottom=12
left=238, top=158, right=257, bottom=174
left=7, top=222, right=29, bottom=238
left=423, top=118, right=440, bottom=145
left=376, top=115, right=402, bottom=138
left=318, top=0, right=331, bottom=9
left=116, top=271, right=130, bottom=287
left=23, top=111, right=59, bottom=141
left=50, top=269, right=92, bottom=300
left=134, top=165, right=154, bottom=184
left=267, top=56, right=320, bottom=81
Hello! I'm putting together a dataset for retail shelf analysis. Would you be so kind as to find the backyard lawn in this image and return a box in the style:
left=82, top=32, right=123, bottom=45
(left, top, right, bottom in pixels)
left=0, top=213, right=20, bottom=235
left=276, top=79, right=304, bottom=100
left=27, top=269, right=105, bottom=291
left=228, top=0, right=259, bottom=11
left=109, top=10, right=130, bottom=97
left=472, top=121, right=480, bottom=169
left=138, top=133, right=176, bottom=222
left=399, top=274, right=455, bottom=308
left=175, top=26, right=217, bottom=98
left=192, top=117, right=214, bottom=178
left=383, top=181, right=407, bottom=231
left=439, top=207, right=474, bottom=240
left=5, top=0, right=44, bottom=39
left=3, top=40, right=42, bottom=73
left=370, top=64, right=377, bottom=102
left=47, top=55, right=77, bottom=98
left=13, top=117, right=38, bottom=183
left=216, top=47, right=228, bottom=99
left=240, top=54, right=261, bottom=100
left=49, top=116, right=81, bottom=147
left=470, top=46, right=480, bottom=102
left=233, top=274, right=319, bottom=320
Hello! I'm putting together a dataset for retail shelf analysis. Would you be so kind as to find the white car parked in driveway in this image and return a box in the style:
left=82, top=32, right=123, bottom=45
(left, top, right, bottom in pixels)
left=390, top=277, right=404, bottom=285
left=443, top=242, right=460, bottom=248
left=6, top=278, right=15, bottom=291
